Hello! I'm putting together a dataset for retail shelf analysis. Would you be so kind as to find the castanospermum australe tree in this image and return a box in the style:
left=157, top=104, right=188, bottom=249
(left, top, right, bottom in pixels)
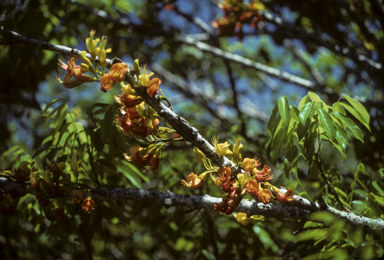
left=0, top=1, right=383, bottom=259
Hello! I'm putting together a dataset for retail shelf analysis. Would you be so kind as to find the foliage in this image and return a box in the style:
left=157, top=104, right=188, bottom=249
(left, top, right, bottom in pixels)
left=1, top=0, right=384, bottom=259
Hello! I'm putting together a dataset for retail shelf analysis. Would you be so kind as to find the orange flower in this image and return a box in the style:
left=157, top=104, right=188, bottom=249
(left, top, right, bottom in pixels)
left=119, top=93, right=143, bottom=108
left=109, top=63, right=129, bottom=82
left=124, top=146, right=153, bottom=167
left=276, top=189, right=295, bottom=203
left=257, top=185, right=272, bottom=204
left=100, top=73, right=115, bottom=92
left=53, top=208, right=65, bottom=221
left=82, top=197, right=95, bottom=214
left=217, top=166, right=232, bottom=183
left=181, top=173, right=204, bottom=189
left=243, top=158, right=260, bottom=172
left=252, top=165, right=274, bottom=182
left=245, top=179, right=258, bottom=197
left=147, top=78, right=161, bottom=97
left=56, top=58, right=94, bottom=89
left=100, top=63, right=129, bottom=92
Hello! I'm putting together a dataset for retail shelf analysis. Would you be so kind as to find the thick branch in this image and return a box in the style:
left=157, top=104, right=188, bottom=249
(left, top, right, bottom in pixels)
left=2, top=177, right=383, bottom=230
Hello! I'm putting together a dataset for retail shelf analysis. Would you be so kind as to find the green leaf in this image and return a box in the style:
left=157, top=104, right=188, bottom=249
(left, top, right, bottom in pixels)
left=335, top=124, right=350, bottom=144
left=332, top=102, right=346, bottom=116
left=101, top=107, right=114, bottom=145
left=278, top=96, right=291, bottom=125
left=370, top=193, right=384, bottom=206
left=332, top=113, right=364, bottom=143
left=44, top=98, right=64, bottom=112
left=299, top=102, right=315, bottom=125
left=270, top=124, right=286, bottom=163
left=352, top=201, right=366, bottom=214
left=298, top=95, right=309, bottom=110
left=317, top=108, right=336, bottom=141
left=340, top=103, right=370, bottom=131
left=308, top=91, right=322, bottom=102
left=372, top=181, right=384, bottom=196
left=32, top=145, right=51, bottom=159
left=290, top=105, right=300, bottom=123
left=267, top=103, right=280, bottom=138
left=344, top=96, right=370, bottom=129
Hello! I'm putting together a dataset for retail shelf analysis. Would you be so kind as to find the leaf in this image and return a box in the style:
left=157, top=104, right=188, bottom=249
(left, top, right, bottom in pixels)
left=32, top=145, right=51, bottom=159
left=101, top=107, right=114, bottom=145
left=370, top=193, right=384, bottom=207
left=270, top=124, right=286, bottom=164
left=332, top=102, right=346, bottom=116
left=290, top=105, right=300, bottom=123
left=335, top=124, right=350, bottom=147
left=278, top=96, right=290, bottom=125
left=298, top=95, right=309, bottom=110
left=317, top=108, right=336, bottom=141
left=352, top=201, right=367, bottom=214
left=372, top=181, right=384, bottom=196
left=308, top=91, right=322, bottom=102
left=299, top=102, right=315, bottom=125
left=344, top=96, right=370, bottom=129
left=332, top=113, right=364, bottom=143
left=340, top=103, right=370, bottom=131
left=267, top=103, right=280, bottom=138
left=44, top=98, right=64, bottom=112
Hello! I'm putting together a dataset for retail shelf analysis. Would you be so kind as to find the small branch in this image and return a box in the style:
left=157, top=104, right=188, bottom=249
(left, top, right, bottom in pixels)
left=260, top=11, right=383, bottom=71
left=176, top=34, right=318, bottom=91
left=284, top=39, right=326, bottom=88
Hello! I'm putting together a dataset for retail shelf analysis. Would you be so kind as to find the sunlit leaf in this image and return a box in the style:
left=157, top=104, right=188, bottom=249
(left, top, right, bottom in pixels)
left=332, top=112, right=364, bottom=143
left=299, top=102, right=315, bottom=125
left=278, top=96, right=290, bottom=125
left=317, top=107, right=336, bottom=141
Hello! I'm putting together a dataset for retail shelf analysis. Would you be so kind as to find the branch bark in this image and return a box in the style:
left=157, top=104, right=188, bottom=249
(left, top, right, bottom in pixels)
left=1, top=177, right=383, bottom=230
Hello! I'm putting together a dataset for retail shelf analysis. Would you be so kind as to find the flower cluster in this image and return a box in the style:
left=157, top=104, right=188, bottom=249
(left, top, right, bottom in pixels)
left=124, top=145, right=162, bottom=173
left=181, top=138, right=295, bottom=225
left=0, top=158, right=95, bottom=217
left=212, top=0, right=264, bottom=41
left=56, top=31, right=182, bottom=175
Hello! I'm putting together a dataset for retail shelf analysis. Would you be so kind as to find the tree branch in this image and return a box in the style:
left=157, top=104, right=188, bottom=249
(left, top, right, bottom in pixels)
left=1, top=177, right=383, bottom=230
left=176, top=34, right=319, bottom=91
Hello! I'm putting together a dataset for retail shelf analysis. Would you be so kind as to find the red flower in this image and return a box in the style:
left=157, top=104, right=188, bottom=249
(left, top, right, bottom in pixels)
left=252, top=165, right=274, bottom=182
left=276, top=189, right=295, bottom=203
left=82, top=197, right=95, bottom=214
left=217, top=166, right=232, bottom=183
left=245, top=179, right=258, bottom=197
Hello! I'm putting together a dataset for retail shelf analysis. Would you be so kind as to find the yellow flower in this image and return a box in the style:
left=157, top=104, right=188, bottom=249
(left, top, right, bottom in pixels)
left=193, top=147, right=206, bottom=164
left=212, top=137, right=233, bottom=156
left=85, top=30, right=99, bottom=61
left=181, top=173, right=204, bottom=190
left=138, top=65, right=154, bottom=87
left=234, top=212, right=264, bottom=225
left=237, top=172, right=252, bottom=186
left=96, top=36, right=112, bottom=71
